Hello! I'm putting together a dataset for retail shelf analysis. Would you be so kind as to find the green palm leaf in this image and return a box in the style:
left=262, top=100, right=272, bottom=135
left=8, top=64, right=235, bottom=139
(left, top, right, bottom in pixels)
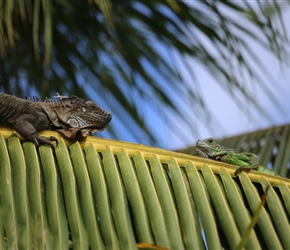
left=0, top=128, right=289, bottom=248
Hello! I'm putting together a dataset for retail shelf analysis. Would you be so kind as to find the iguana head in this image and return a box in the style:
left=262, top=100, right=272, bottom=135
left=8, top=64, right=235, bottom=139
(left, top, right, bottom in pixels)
left=196, top=137, right=234, bottom=159
left=59, top=96, right=112, bottom=132
left=42, top=96, right=112, bottom=135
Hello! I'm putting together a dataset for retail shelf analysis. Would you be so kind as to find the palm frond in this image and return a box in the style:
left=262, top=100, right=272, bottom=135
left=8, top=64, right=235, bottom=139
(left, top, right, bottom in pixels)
left=0, top=128, right=289, bottom=248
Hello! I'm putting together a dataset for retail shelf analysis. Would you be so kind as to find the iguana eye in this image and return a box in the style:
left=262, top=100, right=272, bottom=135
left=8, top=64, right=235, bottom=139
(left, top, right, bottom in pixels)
left=76, top=107, right=86, bottom=112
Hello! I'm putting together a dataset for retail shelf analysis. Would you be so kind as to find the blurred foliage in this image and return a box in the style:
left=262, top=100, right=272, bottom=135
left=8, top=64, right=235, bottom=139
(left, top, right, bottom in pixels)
left=0, top=0, right=289, bottom=146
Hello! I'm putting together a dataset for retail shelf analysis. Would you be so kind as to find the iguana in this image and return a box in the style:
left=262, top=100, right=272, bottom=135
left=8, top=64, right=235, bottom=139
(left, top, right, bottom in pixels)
left=0, top=93, right=112, bottom=147
left=196, top=137, right=279, bottom=176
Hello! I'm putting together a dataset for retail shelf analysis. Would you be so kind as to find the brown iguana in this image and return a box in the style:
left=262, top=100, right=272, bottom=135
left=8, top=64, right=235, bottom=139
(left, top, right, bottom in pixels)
left=0, top=93, right=112, bottom=147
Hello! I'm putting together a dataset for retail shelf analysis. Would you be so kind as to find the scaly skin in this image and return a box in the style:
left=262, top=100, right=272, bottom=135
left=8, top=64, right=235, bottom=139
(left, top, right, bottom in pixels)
left=196, top=138, right=279, bottom=176
left=0, top=93, right=112, bottom=147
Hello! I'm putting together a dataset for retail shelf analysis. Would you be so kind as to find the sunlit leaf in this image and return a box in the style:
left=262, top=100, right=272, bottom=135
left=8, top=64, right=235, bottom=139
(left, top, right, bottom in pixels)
left=1, top=128, right=289, bottom=248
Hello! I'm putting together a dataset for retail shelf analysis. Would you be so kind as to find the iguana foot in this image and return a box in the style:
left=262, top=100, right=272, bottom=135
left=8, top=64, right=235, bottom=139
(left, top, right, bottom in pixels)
left=234, top=166, right=251, bottom=176
left=30, top=133, right=58, bottom=148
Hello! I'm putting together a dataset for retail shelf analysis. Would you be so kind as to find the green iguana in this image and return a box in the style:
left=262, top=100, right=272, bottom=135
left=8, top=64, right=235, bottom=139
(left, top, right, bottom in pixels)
left=196, top=138, right=279, bottom=176
left=0, top=93, right=112, bottom=147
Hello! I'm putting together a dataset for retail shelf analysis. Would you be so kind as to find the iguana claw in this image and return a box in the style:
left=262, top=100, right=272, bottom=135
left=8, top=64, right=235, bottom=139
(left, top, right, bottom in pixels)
left=234, top=168, right=241, bottom=176
left=234, top=167, right=251, bottom=176
left=30, top=133, right=58, bottom=148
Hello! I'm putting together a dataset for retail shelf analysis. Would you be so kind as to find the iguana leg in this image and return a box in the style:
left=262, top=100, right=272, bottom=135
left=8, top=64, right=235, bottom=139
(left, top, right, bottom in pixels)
left=234, top=153, right=259, bottom=176
left=27, top=133, right=58, bottom=148
left=13, top=115, right=57, bottom=148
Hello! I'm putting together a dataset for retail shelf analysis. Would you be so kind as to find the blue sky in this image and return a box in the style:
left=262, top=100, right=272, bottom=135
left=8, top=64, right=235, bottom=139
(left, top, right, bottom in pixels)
left=169, top=7, right=290, bottom=150
left=3, top=2, right=288, bottom=152
left=114, top=6, right=290, bottom=150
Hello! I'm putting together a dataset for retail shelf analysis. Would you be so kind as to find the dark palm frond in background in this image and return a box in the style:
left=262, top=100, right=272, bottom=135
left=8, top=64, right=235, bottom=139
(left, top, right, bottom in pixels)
left=0, top=0, right=289, bottom=147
